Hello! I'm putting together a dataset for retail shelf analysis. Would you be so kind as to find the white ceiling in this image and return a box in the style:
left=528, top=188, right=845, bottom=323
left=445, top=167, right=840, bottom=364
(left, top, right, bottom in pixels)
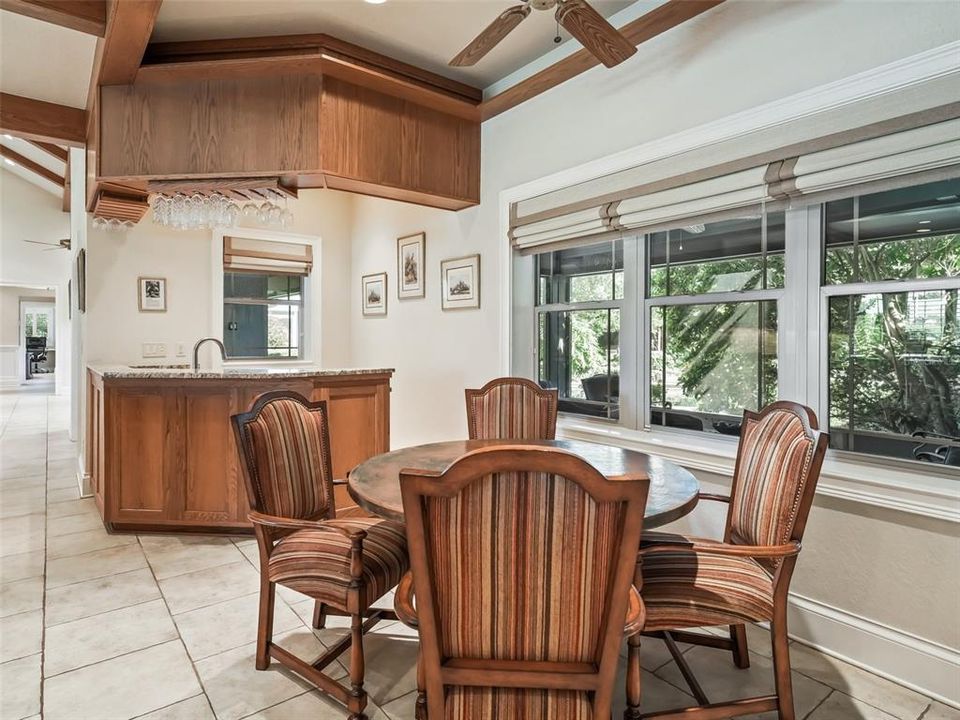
left=0, top=12, right=97, bottom=108
left=152, top=0, right=636, bottom=88
left=0, top=136, right=66, bottom=197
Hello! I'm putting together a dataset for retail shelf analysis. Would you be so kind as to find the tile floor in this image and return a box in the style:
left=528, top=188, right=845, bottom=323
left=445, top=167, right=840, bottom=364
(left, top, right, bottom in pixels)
left=1, top=390, right=956, bottom=720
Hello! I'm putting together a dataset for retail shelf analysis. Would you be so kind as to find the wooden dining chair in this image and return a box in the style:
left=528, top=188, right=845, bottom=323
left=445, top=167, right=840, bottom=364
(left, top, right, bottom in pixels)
left=394, top=444, right=650, bottom=719
left=465, top=377, right=559, bottom=440
left=626, top=401, right=829, bottom=720
left=231, top=391, right=410, bottom=720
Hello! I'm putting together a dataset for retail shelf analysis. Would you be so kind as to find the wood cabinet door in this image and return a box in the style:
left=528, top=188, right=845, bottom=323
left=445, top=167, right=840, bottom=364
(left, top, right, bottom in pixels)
left=181, top=389, right=239, bottom=523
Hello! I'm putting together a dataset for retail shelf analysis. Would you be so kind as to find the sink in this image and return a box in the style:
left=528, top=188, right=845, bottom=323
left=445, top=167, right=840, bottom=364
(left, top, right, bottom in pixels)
left=127, top=364, right=193, bottom=370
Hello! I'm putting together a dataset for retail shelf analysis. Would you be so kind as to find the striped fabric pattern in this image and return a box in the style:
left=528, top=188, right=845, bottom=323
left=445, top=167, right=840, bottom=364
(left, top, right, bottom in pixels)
left=425, top=470, right=623, bottom=664
left=730, top=409, right=816, bottom=549
left=244, top=398, right=334, bottom=520
left=445, top=688, right=593, bottom=720
left=267, top=518, right=408, bottom=607
left=467, top=382, right=557, bottom=440
left=641, top=548, right=775, bottom=630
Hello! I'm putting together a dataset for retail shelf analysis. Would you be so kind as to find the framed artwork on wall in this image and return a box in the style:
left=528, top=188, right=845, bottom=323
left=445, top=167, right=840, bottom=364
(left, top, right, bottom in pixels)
left=397, top=232, right=426, bottom=299
left=67, top=279, right=72, bottom=320
left=76, top=249, right=86, bottom=313
left=138, top=276, right=167, bottom=312
left=362, top=272, right=388, bottom=316
left=440, top=254, right=480, bottom=310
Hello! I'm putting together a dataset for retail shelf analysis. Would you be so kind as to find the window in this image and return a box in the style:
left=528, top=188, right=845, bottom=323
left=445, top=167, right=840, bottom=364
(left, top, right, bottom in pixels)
left=823, top=179, right=960, bottom=462
left=536, top=240, right=622, bottom=419
left=223, top=272, right=303, bottom=359
left=647, top=212, right=784, bottom=434
left=24, top=310, right=50, bottom=338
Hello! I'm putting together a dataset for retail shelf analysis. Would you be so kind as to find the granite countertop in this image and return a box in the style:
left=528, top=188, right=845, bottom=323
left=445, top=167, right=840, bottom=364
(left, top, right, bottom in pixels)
left=88, top=363, right=394, bottom=380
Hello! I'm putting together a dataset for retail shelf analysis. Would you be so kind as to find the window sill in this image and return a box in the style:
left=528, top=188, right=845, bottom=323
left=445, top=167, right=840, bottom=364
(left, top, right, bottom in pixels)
left=557, top=417, right=960, bottom=523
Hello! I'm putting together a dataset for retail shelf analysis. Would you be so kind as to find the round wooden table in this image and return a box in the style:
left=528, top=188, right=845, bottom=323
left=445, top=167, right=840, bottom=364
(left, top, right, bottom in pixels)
left=347, top=439, right=700, bottom=528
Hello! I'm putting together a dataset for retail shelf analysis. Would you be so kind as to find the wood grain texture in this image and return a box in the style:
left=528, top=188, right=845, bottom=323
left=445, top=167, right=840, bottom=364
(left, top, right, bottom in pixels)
left=0, top=144, right=65, bottom=187
left=0, top=92, right=86, bottom=146
left=555, top=0, right=636, bottom=69
left=449, top=4, right=531, bottom=67
left=87, top=371, right=393, bottom=532
left=481, top=0, right=725, bottom=120
left=26, top=139, right=68, bottom=162
left=0, top=0, right=106, bottom=35
left=98, top=75, right=322, bottom=178
left=99, top=0, right=163, bottom=85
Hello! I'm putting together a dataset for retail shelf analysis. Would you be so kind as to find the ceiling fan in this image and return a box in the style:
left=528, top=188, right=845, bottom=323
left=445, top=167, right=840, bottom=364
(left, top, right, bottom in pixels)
left=450, top=0, right=636, bottom=69
left=22, top=238, right=70, bottom=252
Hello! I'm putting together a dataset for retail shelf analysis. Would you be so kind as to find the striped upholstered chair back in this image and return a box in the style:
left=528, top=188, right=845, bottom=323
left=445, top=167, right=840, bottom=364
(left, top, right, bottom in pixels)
left=465, top=377, right=558, bottom=440
left=727, top=402, right=823, bottom=555
left=400, top=445, right=648, bottom=720
left=232, top=391, right=336, bottom=521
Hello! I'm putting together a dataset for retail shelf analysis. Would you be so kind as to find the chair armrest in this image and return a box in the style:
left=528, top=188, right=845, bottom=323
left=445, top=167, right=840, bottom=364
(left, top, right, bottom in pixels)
left=640, top=539, right=801, bottom=559
left=698, top=492, right=731, bottom=503
left=394, top=571, right=418, bottom=629
left=247, top=511, right=366, bottom=541
left=624, top=586, right=645, bottom=636
left=333, top=478, right=349, bottom=485
left=336, top=505, right=368, bottom=519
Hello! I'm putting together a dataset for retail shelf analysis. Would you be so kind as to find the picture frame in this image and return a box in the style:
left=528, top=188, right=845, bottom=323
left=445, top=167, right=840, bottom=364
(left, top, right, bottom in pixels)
left=67, top=279, right=72, bottom=320
left=362, top=272, right=388, bottom=316
left=76, top=249, right=86, bottom=314
left=138, top=276, right=167, bottom=312
left=440, top=254, right=480, bottom=311
left=397, top=232, right=426, bottom=299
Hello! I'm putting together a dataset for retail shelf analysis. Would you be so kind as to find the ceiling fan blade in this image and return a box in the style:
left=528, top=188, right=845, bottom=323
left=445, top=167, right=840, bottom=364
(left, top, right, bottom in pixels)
left=450, top=4, right=532, bottom=67
left=22, top=239, right=59, bottom=246
left=556, top=0, right=637, bottom=68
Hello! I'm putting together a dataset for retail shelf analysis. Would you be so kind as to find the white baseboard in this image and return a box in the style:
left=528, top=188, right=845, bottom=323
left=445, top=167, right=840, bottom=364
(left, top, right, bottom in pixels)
left=75, top=453, right=92, bottom=498
left=787, top=593, right=959, bottom=708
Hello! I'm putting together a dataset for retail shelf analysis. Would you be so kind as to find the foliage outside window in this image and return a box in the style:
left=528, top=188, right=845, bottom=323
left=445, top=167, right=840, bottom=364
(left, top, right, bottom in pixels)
left=647, top=212, right=783, bottom=435
left=24, top=312, right=50, bottom=338
left=223, top=272, right=304, bottom=359
left=824, top=179, right=960, bottom=463
left=536, top=241, right=622, bottom=419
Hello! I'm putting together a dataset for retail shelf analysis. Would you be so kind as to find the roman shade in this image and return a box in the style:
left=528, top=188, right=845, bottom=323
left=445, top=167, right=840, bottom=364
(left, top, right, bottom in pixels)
left=510, top=107, right=960, bottom=255
left=223, top=236, right=313, bottom=275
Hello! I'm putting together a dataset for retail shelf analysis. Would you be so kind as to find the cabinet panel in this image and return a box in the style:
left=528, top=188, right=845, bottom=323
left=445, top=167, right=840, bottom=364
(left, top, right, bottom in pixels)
left=183, top=391, right=237, bottom=521
left=114, top=390, right=171, bottom=516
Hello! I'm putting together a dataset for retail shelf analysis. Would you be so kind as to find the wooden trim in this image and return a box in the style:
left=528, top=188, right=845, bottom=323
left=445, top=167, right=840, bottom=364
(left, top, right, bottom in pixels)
left=0, top=0, right=106, bottom=36
left=62, top=153, right=71, bottom=212
left=480, top=0, right=726, bottom=120
left=143, top=32, right=482, bottom=103
left=25, top=139, right=68, bottom=163
left=0, top=144, right=65, bottom=187
left=0, top=93, right=86, bottom=147
left=99, top=0, right=164, bottom=85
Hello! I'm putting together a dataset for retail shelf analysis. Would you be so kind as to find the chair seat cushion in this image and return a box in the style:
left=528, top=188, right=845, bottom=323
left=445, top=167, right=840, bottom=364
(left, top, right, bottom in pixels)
left=267, top=518, right=408, bottom=609
left=641, top=536, right=775, bottom=631
left=445, top=687, right=593, bottom=720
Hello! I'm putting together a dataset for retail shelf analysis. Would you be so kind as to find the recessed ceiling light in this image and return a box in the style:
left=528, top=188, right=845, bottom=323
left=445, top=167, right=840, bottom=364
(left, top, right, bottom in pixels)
left=918, top=220, right=931, bottom=224
left=3, top=158, right=14, bottom=166
left=364, top=0, right=387, bottom=4
left=916, top=228, right=931, bottom=233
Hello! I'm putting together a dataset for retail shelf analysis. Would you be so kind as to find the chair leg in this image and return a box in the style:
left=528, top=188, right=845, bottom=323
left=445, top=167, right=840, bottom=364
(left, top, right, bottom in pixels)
left=347, top=612, right=368, bottom=720
left=415, top=650, right=427, bottom=720
left=771, top=615, right=795, bottom=720
left=731, top=623, right=750, bottom=669
left=624, top=633, right=642, bottom=719
left=312, top=600, right=327, bottom=629
left=256, top=578, right=276, bottom=671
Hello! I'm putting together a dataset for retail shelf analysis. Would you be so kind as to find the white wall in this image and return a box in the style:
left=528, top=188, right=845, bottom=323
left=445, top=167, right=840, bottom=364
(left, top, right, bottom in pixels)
left=345, top=0, right=960, bottom=703
left=85, top=188, right=355, bottom=367
left=0, top=170, right=72, bottom=393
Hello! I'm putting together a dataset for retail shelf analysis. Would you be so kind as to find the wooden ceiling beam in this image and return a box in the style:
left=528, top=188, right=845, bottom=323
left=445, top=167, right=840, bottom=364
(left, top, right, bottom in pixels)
left=26, top=139, right=68, bottom=163
left=0, top=93, right=86, bottom=146
left=0, top=0, right=106, bottom=36
left=99, top=0, right=164, bottom=85
left=0, top=144, right=66, bottom=187
left=480, top=0, right=726, bottom=120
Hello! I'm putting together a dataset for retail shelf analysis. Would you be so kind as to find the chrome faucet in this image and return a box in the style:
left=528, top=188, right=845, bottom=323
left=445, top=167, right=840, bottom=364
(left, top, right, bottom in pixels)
left=192, top=337, right=226, bottom=370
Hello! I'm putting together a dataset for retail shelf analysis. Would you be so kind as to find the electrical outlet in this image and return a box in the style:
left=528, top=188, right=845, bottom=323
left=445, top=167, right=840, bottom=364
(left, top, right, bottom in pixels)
left=142, top=342, right=167, bottom=358
left=175, top=342, right=186, bottom=357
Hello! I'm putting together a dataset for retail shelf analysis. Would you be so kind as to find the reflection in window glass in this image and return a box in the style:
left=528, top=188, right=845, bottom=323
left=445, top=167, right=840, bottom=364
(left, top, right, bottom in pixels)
left=537, top=240, right=623, bottom=305
left=650, top=301, right=778, bottom=434
left=538, top=309, right=620, bottom=420
left=648, top=212, right=785, bottom=297
left=224, top=272, right=304, bottom=359
left=824, top=178, right=960, bottom=284
left=828, top=289, right=960, bottom=461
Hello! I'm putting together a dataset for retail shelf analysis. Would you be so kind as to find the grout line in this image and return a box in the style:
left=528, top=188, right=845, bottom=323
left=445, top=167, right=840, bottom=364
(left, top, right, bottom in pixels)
left=127, top=692, right=208, bottom=720
left=42, top=637, right=177, bottom=680
left=917, top=702, right=933, bottom=720
left=43, top=595, right=163, bottom=630
left=801, top=689, right=833, bottom=719
left=234, top=688, right=317, bottom=720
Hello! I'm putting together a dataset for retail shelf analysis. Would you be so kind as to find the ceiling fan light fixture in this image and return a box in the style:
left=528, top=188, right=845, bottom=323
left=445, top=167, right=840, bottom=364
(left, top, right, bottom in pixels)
left=363, top=0, right=387, bottom=4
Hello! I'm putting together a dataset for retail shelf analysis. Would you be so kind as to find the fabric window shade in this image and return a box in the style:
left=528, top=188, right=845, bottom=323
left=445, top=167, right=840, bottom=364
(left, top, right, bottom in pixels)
left=223, top=236, right=313, bottom=275
left=510, top=204, right=618, bottom=252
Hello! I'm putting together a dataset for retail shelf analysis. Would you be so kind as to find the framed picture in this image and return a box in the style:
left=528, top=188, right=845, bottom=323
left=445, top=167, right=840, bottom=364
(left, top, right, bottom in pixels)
left=397, top=232, right=426, bottom=299
left=138, top=276, right=167, bottom=312
left=440, top=254, right=480, bottom=310
left=362, top=272, right=388, bottom=316
left=67, top=279, right=72, bottom=320
left=76, top=249, right=86, bottom=313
